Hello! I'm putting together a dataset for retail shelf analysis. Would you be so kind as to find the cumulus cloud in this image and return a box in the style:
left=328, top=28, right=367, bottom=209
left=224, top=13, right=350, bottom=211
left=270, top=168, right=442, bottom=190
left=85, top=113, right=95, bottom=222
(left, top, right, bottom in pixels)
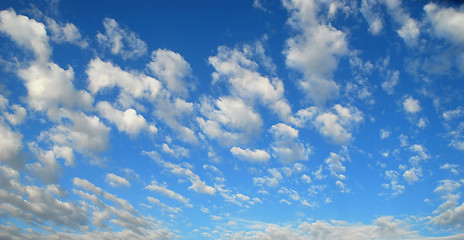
left=403, top=96, right=421, bottom=114
left=18, top=62, right=92, bottom=111
left=148, top=49, right=193, bottom=97
left=269, top=123, right=310, bottom=163
left=0, top=120, right=26, bottom=169
left=360, top=0, right=384, bottom=35
left=97, top=101, right=156, bottom=137
left=106, top=173, right=131, bottom=188
left=299, top=104, right=363, bottom=144
left=145, top=151, right=216, bottom=195
left=382, top=170, right=405, bottom=197
left=97, top=18, right=147, bottom=59
left=46, top=18, right=88, bottom=48
left=230, top=147, right=270, bottom=163
left=424, top=3, right=464, bottom=44
left=87, top=58, right=162, bottom=107
left=383, top=0, right=420, bottom=46
left=0, top=9, right=50, bottom=61
left=198, top=96, right=262, bottom=146
left=146, top=180, right=192, bottom=207
left=283, top=0, right=348, bottom=105
left=40, top=109, right=110, bottom=161
left=209, top=45, right=292, bottom=120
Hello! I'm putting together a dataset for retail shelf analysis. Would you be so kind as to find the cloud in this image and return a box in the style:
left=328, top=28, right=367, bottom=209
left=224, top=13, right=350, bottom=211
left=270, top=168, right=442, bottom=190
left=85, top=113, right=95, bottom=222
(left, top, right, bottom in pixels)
left=403, top=96, right=421, bottom=114
left=26, top=143, right=62, bottom=184
left=0, top=119, right=26, bottom=169
left=283, top=0, right=348, bottom=105
left=96, top=101, right=156, bottom=137
left=40, top=109, right=110, bottom=160
left=382, top=170, right=405, bottom=197
left=230, top=147, right=270, bottom=164
left=308, top=104, right=364, bottom=144
left=209, top=45, right=292, bottom=120
left=97, top=18, right=147, bottom=59
left=148, top=49, right=193, bottom=97
left=106, top=173, right=131, bottom=188
left=145, top=180, right=192, bottom=207
left=424, top=3, right=464, bottom=44
left=383, top=0, right=420, bottom=46
left=325, top=152, right=346, bottom=180
left=0, top=9, right=50, bottom=61
left=269, top=123, right=310, bottom=163
left=86, top=58, right=162, bottom=107
left=147, top=196, right=182, bottom=214
left=198, top=96, right=262, bottom=146
left=227, top=216, right=415, bottom=240
left=381, top=70, right=399, bottom=94
left=46, top=18, right=88, bottom=48
left=360, top=0, right=384, bottom=35
left=144, top=151, right=216, bottom=195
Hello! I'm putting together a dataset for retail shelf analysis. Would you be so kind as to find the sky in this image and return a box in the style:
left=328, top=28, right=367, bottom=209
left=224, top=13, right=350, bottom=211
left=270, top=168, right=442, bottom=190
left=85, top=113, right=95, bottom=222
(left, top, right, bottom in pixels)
left=1, top=0, right=464, bottom=239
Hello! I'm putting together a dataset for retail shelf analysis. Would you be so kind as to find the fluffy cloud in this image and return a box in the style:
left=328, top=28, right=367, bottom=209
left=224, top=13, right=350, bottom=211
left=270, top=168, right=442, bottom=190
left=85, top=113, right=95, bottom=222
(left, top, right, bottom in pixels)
left=226, top=216, right=415, bottom=240
left=106, top=173, right=131, bottom=188
left=283, top=0, right=348, bottom=105
left=360, top=0, right=384, bottom=35
left=325, top=152, right=346, bottom=180
left=97, top=101, right=156, bottom=137
left=382, top=170, right=405, bottom=197
left=148, top=49, right=193, bottom=97
left=97, top=18, right=147, bottom=59
left=424, top=3, right=464, bottom=44
left=87, top=58, right=162, bottom=107
left=0, top=120, right=26, bottom=169
left=300, top=104, right=363, bottom=144
left=145, top=180, right=192, bottom=207
left=46, top=18, right=88, bottom=48
left=0, top=9, right=50, bottom=61
left=403, top=96, right=421, bottom=114
left=209, top=45, right=292, bottom=120
left=145, top=151, right=216, bottom=195
left=19, top=62, right=92, bottom=111
left=41, top=109, right=110, bottom=160
left=230, top=147, right=270, bottom=164
left=383, top=0, right=420, bottom=46
left=198, top=96, right=262, bottom=146
left=269, top=123, right=310, bottom=163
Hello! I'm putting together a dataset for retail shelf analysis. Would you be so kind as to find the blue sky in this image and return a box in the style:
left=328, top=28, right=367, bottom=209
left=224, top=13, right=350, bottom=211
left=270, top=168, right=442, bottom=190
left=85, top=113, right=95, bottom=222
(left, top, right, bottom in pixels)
left=1, top=0, right=464, bottom=239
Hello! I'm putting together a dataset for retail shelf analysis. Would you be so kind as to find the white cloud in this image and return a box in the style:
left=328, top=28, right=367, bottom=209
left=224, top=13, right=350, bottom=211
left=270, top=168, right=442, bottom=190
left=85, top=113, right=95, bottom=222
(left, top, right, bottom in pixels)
left=228, top=216, right=415, bottom=240
left=380, top=129, right=391, bottom=139
left=230, top=147, right=270, bottom=164
left=383, top=170, right=405, bottom=197
left=0, top=120, right=26, bottom=169
left=301, top=174, right=312, bottom=184
left=381, top=70, right=399, bottom=94
left=161, top=143, right=189, bottom=158
left=283, top=0, right=348, bottom=105
left=147, top=196, right=182, bottom=214
left=325, top=152, right=346, bottom=180
left=97, top=18, right=147, bottom=59
left=269, top=123, right=310, bottom=163
left=96, top=101, right=156, bottom=137
left=209, top=45, right=292, bottom=120
left=198, top=96, right=262, bottom=146
left=403, top=96, right=421, bottom=114
left=4, top=104, right=26, bottom=126
left=424, top=3, right=464, bottom=44
left=41, top=109, right=110, bottom=160
left=0, top=9, right=50, bottom=61
left=403, top=168, right=420, bottom=185
left=86, top=58, right=162, bottom=107
left=148, top=49, right=193, bottom=97
left=360, top=0, right=384, bottom=35
left=26, top=143, right=62, bottom=184
left=309, top=104, right=363, bottom=144
left=440, top=163, right=459, bottom=175
left=145, top=181, right=192, bottom=207
left=145, top=152, right=216, bottom=195
left=383, top=0, right=420, bottom=46
left=46, top=18, right=88, bottom=48
left=106, top=173, right=131, bottom=188
left=19, top=62, right=92, bottom=112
